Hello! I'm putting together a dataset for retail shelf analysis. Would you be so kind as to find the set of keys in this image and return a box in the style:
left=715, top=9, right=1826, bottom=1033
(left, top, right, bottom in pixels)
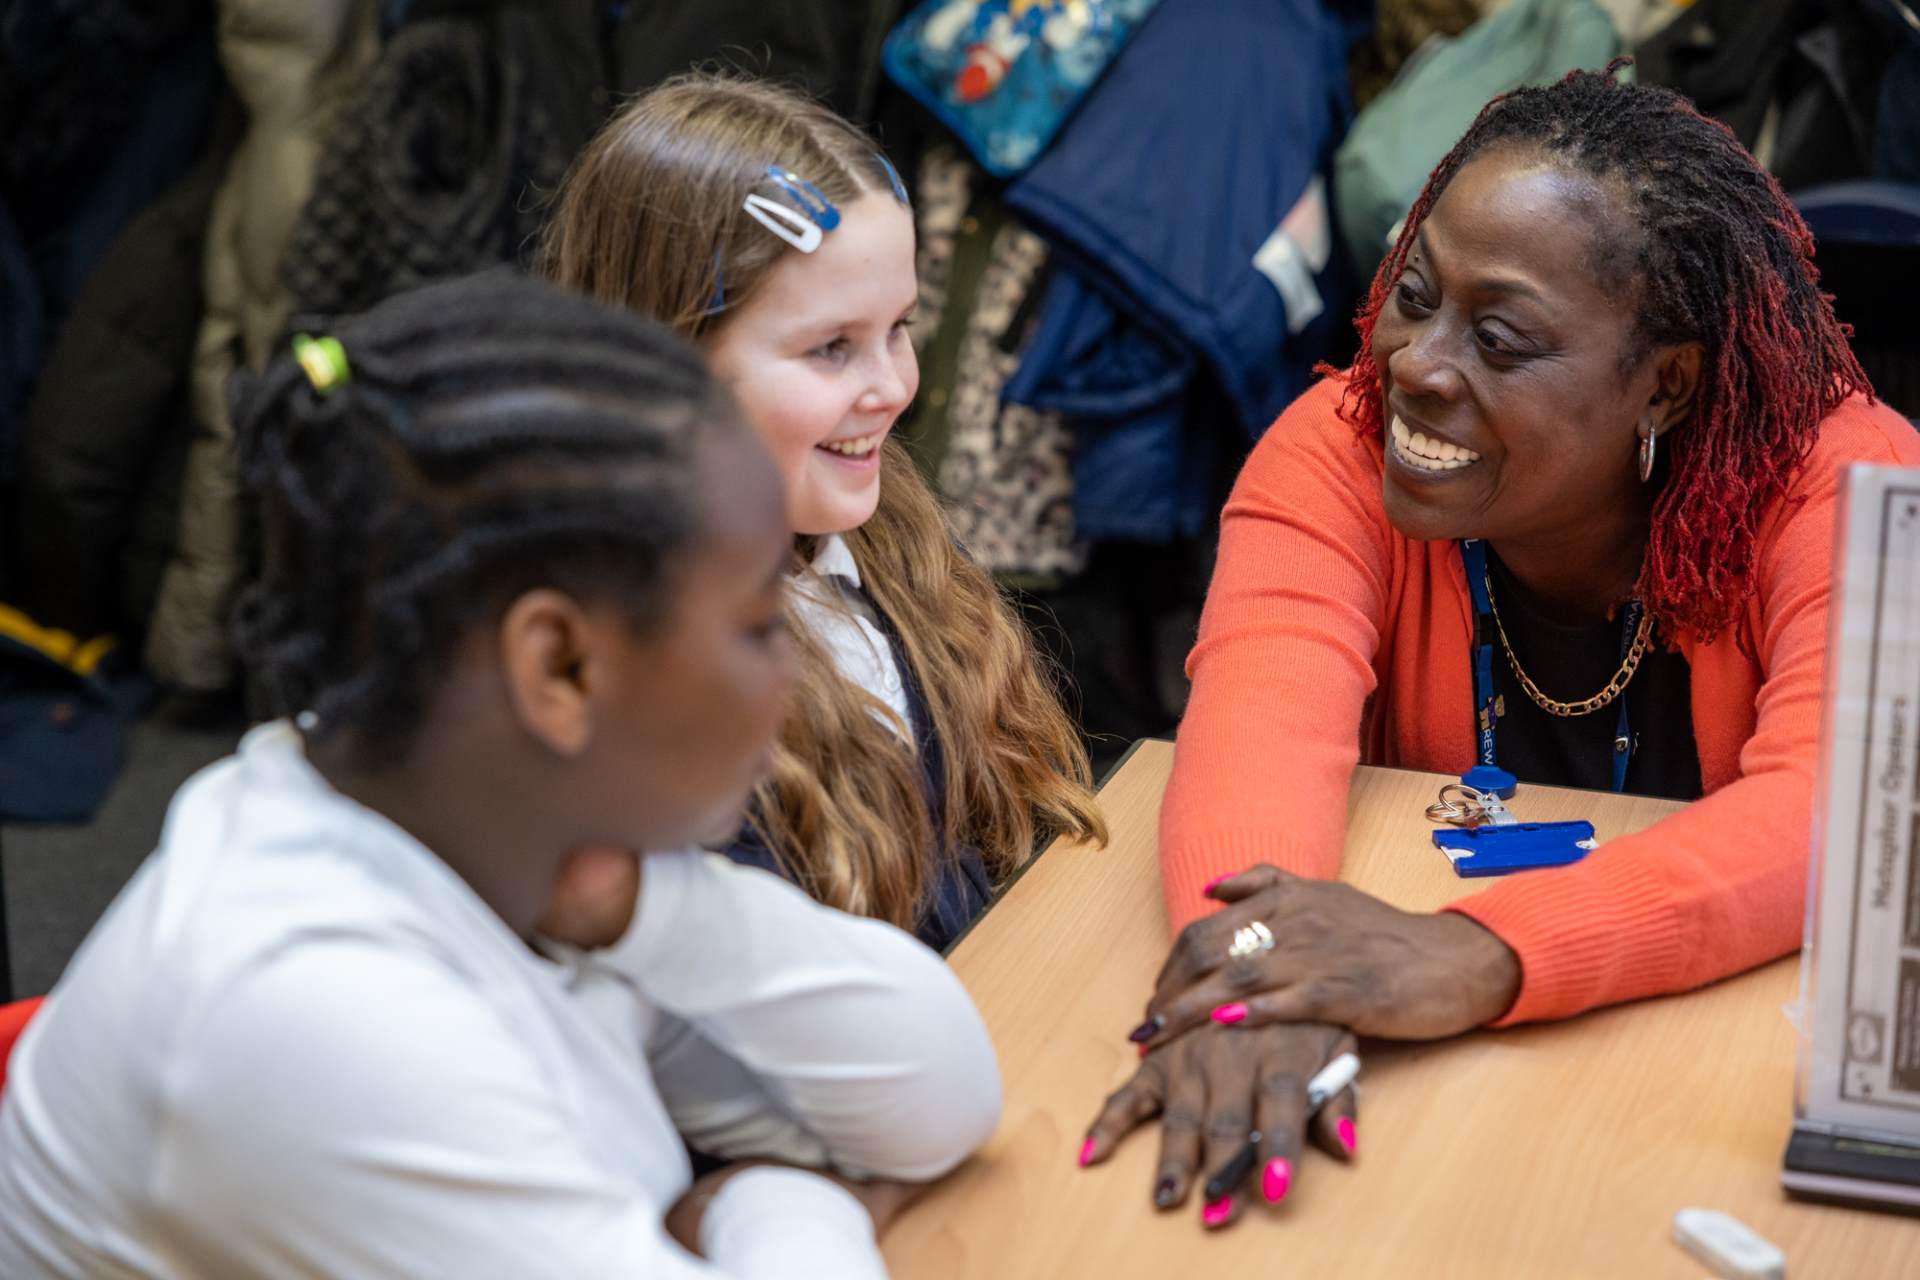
left=1425, top=766, right=1597, bottom=878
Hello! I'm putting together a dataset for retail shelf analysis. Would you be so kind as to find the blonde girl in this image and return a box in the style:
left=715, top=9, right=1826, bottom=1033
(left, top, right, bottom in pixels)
left=544, top=73, right=1105, bottom=948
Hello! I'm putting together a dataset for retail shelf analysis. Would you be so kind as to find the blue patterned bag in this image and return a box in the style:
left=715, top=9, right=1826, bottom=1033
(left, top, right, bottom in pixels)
left=883, top=0, right=1164, bottom=177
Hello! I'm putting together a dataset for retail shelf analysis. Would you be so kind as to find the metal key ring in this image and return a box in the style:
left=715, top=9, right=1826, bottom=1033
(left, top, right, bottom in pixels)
left=1425, top=784, right=1495, bottom=827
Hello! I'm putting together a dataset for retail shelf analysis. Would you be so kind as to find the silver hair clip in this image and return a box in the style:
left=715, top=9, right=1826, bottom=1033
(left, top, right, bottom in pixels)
left=742, top=165, right=841, bottom=254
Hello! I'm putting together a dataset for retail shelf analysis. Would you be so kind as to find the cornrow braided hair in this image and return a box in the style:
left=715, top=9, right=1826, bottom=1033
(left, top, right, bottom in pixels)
left=233, top=272, right=739, bottom=765
left=1337, top=62, right=1873, bottom=639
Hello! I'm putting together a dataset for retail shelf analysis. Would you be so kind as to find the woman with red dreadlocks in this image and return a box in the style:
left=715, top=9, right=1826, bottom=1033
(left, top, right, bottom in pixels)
left=1074, top=66, right=1920, bottom=1229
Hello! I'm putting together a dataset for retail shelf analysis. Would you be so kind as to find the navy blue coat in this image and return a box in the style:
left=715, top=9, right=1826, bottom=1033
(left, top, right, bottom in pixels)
left=1002, top=0, right=1356, bottom=541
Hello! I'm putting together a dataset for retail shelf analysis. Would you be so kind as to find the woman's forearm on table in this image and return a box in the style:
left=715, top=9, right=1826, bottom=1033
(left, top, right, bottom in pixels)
left=1445, top=762, right=1813, bottom=1025
left=1159, top=398, right=1392, bottom=931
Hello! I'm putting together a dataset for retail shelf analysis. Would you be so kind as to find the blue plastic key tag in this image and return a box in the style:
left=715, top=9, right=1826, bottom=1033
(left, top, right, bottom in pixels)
left=1432, top=821, right=1596, bottom=878
left=1459, top=764, right=1517, bottom=800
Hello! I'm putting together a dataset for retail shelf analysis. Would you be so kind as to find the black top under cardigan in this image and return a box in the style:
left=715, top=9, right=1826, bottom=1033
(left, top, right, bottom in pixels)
left=716, top=585, right=993, bottom=954
left=1484, top=547, right=1704, bottom=801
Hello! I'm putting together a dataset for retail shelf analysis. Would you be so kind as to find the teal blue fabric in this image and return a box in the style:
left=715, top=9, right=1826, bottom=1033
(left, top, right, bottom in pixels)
left=1333, top=0, right=1620, bottom=277
left=884, top=0, right=1164, bottom=177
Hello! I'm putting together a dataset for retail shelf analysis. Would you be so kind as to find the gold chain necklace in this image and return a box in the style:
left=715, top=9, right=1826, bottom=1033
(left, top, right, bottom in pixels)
left=1484, top=568, right=1653, bottom=718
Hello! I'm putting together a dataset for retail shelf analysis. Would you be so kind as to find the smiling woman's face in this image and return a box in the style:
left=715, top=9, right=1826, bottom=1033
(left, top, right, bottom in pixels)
left=1370, top=148, right=1671, bottom=550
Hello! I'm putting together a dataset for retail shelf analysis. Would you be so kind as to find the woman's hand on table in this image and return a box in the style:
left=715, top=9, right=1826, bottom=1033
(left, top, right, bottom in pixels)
left=1079, top=1022, right=1358, bottom=1229
left=1133, top=866, right=1521, bottom=1047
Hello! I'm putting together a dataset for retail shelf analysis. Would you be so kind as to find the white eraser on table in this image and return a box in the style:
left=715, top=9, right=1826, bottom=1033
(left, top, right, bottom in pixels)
left=1672, top=1208, right=1785, bottom=1280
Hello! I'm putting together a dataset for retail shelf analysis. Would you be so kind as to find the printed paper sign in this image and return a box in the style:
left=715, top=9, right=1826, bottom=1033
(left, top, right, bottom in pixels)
left=1803, top=466, right=1920, bottom=1138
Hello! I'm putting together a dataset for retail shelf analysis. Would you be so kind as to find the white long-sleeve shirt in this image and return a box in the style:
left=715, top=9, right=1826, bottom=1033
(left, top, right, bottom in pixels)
left=0, top=722, right=1001, bottom=1278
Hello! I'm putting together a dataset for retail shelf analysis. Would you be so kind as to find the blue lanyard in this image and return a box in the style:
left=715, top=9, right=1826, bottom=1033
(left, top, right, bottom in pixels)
left=1459, top=539, right=1638, bottom=794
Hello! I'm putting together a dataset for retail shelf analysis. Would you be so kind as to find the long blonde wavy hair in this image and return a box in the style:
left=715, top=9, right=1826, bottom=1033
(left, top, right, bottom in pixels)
left=543, top=73, right=1105, bottom=930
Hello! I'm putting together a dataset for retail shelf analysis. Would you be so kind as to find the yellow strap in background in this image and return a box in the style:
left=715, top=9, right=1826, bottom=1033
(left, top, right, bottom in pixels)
left=0, top=603, right=116, bottom=678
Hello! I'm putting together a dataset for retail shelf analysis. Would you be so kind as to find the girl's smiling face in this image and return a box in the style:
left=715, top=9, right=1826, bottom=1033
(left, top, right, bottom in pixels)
left=703, top=193, right=920, bottom=537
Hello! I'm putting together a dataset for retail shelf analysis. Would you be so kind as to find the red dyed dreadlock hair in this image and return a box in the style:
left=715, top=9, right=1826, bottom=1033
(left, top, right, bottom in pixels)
left=1336, top=62, right=1872, bottom=640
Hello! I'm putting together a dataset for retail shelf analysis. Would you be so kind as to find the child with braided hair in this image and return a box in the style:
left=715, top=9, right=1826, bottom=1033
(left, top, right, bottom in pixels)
left=0, top=274, right=1000, bottom=1277
left=544, top=74, right=1106, bottom=951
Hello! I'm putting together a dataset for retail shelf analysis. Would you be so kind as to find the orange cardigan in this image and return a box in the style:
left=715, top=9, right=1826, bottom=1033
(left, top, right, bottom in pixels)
left=1162, top=377, right=1920, bottom=1025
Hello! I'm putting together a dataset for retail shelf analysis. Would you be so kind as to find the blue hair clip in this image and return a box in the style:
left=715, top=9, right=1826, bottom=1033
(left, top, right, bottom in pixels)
left=743, top=165, right=841, bottom=253
left=767, top=166, right=840, bottom=229
left=877, top=153, right=910, bottom=206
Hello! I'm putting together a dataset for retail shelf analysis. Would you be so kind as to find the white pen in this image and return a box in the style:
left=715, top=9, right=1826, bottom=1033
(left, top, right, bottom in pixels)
left=1306, top=1051, right=1361, bottom=1109
left=1202, top=1052, right=1365, bottom=1205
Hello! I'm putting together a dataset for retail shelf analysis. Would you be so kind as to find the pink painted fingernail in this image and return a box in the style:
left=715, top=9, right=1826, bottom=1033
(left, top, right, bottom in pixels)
left=1261, top=1157, right=1292, bottom=1203
left=1211, top=1002, right=1248, bottom=1025
left=1079, top=1137, right=1097, bottom=1167
left=1337, top=1116, right=1357, bottom=1155
left=1203, top=874, right=1229, bottom=895
left=1202, top=1196, right=1233, bottom=1227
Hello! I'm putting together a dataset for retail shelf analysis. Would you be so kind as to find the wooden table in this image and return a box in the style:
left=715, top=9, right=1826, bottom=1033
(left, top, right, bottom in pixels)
left=885, top=742, right=1920, bottom=1279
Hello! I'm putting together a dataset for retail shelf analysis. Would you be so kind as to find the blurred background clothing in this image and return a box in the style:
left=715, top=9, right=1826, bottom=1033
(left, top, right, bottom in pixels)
left=2, top=0, right=1915, bottom=993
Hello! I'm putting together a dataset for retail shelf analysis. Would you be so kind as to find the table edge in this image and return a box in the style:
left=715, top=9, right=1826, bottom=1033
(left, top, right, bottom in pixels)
left=939, top=737, right=1166, bottom=958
